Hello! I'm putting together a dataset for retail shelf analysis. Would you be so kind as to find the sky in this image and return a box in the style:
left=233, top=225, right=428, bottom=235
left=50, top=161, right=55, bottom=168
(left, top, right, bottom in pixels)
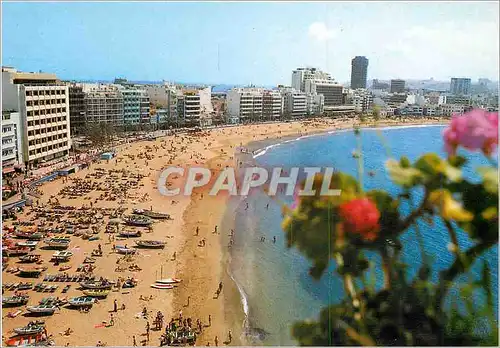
left=2, top=1, right=499, bottom=86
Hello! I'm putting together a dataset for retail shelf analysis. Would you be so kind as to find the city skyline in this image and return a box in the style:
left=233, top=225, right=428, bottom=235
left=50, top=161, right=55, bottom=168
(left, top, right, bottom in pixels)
left=2, top=2, right=499, bottom=85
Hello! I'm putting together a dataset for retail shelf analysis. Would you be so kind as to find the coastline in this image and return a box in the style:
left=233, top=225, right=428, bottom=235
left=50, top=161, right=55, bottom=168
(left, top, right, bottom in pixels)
left=1, top=117, right=449, bottom=346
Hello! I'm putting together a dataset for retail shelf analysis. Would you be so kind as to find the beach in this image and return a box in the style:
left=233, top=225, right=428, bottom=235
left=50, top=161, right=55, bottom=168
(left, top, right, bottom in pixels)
left=2, top=117, right=448, bottom=346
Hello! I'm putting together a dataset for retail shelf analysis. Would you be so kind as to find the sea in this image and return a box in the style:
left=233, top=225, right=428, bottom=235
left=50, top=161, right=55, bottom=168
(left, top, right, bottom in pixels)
left=225, top=125, right=499, bottom=345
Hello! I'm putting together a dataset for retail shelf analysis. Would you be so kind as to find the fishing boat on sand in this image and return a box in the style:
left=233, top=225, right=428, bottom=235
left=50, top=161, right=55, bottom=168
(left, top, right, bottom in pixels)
left=13, top=321, right=46, bottom=335
left=82, top=289, right=110, bottom=298
left=4, top=332, right=53, bottom=347
left=44, top=237, right=70, bottom=250
left=135, top=240, right=166, bottom=249
left=68, top=296, right=96, bottom=307
left=119, top=230, right=142, bottom=238
left=18, top=267, right=46, bottom=278
left=3, top=295, right=29, bottom=307
left=133, top=209, right=171, bottom=220
left=19, top=254, right=41, bottom=263
left=156, top=278, right=182, bottom=284
left=26, top=304, right=58, bottom=315
left=123, top=214, right=152, bottom=226
left=115, top=245, right=136, bottom=254
left=51, top=251, right=73, bottom=262
left=150, top=283, right=174, bottom=289
left=16, top=241, right=38, bottom=248
left=79, top=280, right=113, bottom=290
left=3, top=247, right=31, bottom=257
left=14, top=231, right=44, bottom=240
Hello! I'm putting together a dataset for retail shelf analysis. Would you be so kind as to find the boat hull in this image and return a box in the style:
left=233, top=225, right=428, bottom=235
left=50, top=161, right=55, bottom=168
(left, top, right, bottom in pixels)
left=150, top=284, right=174, bottom=289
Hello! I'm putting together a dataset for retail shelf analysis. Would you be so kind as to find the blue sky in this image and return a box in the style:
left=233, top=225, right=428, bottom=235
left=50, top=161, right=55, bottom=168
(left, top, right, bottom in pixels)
left=2, top=2, right=499, bottom=85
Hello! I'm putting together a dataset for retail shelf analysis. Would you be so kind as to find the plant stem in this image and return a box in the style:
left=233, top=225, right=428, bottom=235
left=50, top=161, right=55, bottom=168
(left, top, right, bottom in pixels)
left=399, top=189, right=429, bottom=232
left=356, top=132, right=364, bottom=191
left=408, top=192, right=429, bottom=266
left=381, top=250, right=392, bottom=289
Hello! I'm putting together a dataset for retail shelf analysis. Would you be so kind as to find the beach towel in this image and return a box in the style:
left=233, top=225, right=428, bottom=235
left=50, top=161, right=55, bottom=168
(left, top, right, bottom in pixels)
left=94, top=323, right=106, bottom=328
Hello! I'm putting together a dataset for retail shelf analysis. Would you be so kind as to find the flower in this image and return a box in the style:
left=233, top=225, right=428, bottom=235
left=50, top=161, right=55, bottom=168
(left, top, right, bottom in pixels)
left=339, top=198, right=381, bottom=242
left=443, top=109, right=499, bottom=156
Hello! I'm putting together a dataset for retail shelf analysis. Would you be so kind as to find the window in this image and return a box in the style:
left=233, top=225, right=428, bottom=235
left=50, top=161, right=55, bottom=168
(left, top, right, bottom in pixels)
left=33, top=90, right=39, bottom=96
left=51, top=90, right=56, bottom=95
left=26, top=91, right=33, bottom=96
left=27, top=111, right=34, bottom=117
left=28, top=131, right=34, bottom=136
left=35, top=129, right=41, bottom=135
left=34, top=100, right=39, bottom=106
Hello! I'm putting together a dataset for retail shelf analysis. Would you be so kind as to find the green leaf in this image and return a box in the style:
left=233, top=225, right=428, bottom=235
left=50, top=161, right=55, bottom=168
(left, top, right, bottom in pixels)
left=400, top=156, right=411, bottom=168
left=448, top=155, right=467, bottom=168
left=477, top=167, right=498, bottom=194
left=414, top=153, right=462, bottom=182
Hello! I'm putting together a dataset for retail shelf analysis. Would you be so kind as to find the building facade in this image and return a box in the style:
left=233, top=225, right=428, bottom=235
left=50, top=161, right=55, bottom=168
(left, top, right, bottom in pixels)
left=305, top=79, right=343, bottom=107
left=227, top=88, right=264, bottom=123
left=280, top=88, right=307, bottom=119
left=292, top=67, right=332, bottom=92
left=2, top=111, right=23, bottom=170
left=450, top=78, right=471, bottom=95
left=350, top=56, right=369, bottom=89
left=2, top=67, right=72, bottom=168
left=352, top=90, right=374, bottom=113
left=262, top=90, right=283, bottom=120
left=306, top=93, right=324, bottom=116
left=83, top=85, right=124, bottom=126
left=390, top=79, right=406, bottom=93
left=68, top=84, right=86, bottom=135
left=119, top=87, right=151, bottom=127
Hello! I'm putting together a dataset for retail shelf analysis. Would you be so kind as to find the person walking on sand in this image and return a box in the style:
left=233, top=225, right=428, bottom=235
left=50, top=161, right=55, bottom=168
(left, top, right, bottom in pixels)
left=113, top=299, right=118, bottom=312
left=228, top=330, right=232, bottom=343
left=208, top=315, right=211, bottom=327
left=215, top=336, right=219, bottom=346
left=196, top=226, right=199, bottom=236
left=213, top=225, right=218, bottom=234
left=133, top=336, right=137, bottom=346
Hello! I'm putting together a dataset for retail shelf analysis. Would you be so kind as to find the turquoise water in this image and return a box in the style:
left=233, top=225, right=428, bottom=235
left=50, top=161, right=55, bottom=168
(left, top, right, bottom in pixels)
left=229, top=125, right=498, bottom=345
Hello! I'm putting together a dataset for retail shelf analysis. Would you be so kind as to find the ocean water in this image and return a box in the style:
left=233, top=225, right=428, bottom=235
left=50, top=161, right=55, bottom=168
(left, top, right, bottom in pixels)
left=228, top=125, right=499, bottom=346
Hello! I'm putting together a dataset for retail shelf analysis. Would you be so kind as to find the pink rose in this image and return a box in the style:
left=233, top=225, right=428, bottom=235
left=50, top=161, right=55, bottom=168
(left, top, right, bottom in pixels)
left=443, top=109, right=499, bottom=156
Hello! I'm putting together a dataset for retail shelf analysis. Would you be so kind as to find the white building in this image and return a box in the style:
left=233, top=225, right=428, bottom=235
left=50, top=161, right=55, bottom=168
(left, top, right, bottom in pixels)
left=350, top=89, right=373, bottom=113
left=145, top=84, right=177, bottom=121
left=227, top=88, right=264, bottom=123
left=118, top=87, right=150, bottom=127
left=2, top=111, right=23, bottom=171
left=305, top=79, right=343, bottom=107
left=83, top=85, right=124, bottom=126
left=406, top=94, right=427, bottom=106
left=441, top=104, right=466, bottom=116
left=306, top=93, right=324, bottom=116
left=177, top=87, right=212, bottom=126
left=279, top=87, right=307, bottom=119
left=438, top=95, right=471, bottom=106
left=292, top=67, right=332, bottom=92
left=2, top=67, right=71, bottom=168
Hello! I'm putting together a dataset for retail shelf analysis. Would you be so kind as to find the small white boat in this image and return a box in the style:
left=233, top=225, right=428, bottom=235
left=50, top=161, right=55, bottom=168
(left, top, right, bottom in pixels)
left=156, top=278, right=182, bottom=284
left=3, top=295, right=29, bottom=306
left=150, top=283, right=174, bottom=289
left=51, top=251, right=73, bottom=261
left=135, top=240, right=166, bottom=249
left=115, top=246, right=136, bottom=254
left=16, top=241, right=38, bottom=248
left=69, top=296, right=96, bottom=307
left=44, top=237, right=70, bottom=249
left=26, top=304, right=58, bottom=315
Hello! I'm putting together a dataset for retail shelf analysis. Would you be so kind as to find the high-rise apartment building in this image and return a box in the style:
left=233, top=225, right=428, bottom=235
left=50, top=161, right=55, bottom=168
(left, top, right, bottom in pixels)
left=2, top=111, right=23, bottom=171
left=177, top=87, right=213, bottom=126
left=279, top=87, right=307, bottom=119
left=119, top=87, right=150, bottom=127
left=450, top=78, right=471, bottom=95
left=262, top=90, right=283, bottom=120
left=2, top=67, right=71, bottom=168
left=83, top=85, right=124, bottom=126
left=350, top=56, right=369, bottom=89
left=67, top=84, right=86, bottom=135
left=390, top=79, right=406, bottom=93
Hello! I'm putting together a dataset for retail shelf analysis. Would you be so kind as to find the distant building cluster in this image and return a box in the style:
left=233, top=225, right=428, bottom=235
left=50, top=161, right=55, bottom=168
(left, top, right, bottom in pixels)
left=2, top=62, right=498, bottom=172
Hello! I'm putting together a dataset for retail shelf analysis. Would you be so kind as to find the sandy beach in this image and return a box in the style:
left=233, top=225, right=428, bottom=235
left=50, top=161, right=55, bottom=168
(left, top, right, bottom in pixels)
left=2, top=117, right=448, bottom=346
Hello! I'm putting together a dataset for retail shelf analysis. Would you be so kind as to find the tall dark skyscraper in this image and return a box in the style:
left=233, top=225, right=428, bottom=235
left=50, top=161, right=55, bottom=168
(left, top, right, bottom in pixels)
left=350, top=56, right=369, bottom=89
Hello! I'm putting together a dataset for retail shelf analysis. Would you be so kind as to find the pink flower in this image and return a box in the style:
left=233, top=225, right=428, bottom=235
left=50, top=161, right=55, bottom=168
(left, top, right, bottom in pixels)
left=443, top=109, right=499, bottom=156
left=339, top=198, right=381, bottom=242
left=290, top=187, right=300, bottom=210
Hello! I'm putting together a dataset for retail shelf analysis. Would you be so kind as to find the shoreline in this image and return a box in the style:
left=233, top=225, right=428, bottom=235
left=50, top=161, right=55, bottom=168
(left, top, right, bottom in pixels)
left=2, top=117, right=449, bottom=346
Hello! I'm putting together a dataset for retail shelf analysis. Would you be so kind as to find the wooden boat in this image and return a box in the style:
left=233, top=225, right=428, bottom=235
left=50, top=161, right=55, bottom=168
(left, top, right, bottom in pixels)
left=16, top=241, right=38, bottom=248
left=18, top=267, right=46, bottom=278
left=156, top=278, right=182, bottom=284
left=135, top=240, right=165, bottom=249
left=2, top=295, right=29, bottom=306
left=14, top=231, right=44, bottom=240
left=3, top=247, right=31, bottom=257
left=19, top=254, right=41, bottom=263
left=133, top=209, right=171, bottom=220
left=150, top=283, right=174, bottom=289
left=4, top=333, right=51, bottom=347
left=39, top=297, right=67, bottom=306
left=123, top=214, right=152, bottom=226
left=119, top=230, right=142, bottom=238
left=51, top=251, right=73, bottom=262
left=82, top=289, right=110, bottom=298
left=26, top=304, right=58, bottom=315
left=44, top=237, right=70, bottom=249
left=13, top=321, right=45, bottom=335
left=115, top=246, right=136, bottom=254
left=68, top=296, right=96, bottom=307
left=79, top=280, right=113, bottom=290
